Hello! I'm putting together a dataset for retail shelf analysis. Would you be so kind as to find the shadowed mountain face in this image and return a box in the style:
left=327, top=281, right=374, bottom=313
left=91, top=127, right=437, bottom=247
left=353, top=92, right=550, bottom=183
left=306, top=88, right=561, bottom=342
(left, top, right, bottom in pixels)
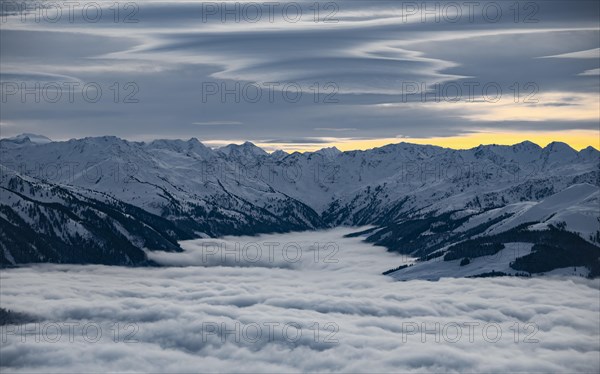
left=1, top=135, right=599, bottom=272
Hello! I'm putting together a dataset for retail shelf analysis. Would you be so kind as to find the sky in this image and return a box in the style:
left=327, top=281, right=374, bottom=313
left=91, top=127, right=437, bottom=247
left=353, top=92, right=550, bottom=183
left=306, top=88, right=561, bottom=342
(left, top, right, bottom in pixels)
left=0, top=0, right=599, bottom=151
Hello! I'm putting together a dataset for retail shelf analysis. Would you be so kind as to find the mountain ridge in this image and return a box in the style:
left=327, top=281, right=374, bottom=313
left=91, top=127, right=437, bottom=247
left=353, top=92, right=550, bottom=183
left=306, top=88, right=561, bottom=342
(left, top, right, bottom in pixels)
left=3, top=133, right=597, bottom=153
left=1, top=135, right=598, bottom=276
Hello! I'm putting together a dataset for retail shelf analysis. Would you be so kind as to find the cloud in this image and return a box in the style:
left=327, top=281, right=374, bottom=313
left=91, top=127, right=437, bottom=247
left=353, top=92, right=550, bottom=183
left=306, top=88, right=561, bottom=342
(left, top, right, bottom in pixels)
left=1, top=228, right=598, bottom=373
left=540, top=48, right=600, bottom=59
left=192, top=121, right=243, bottom=126
left=579, top=68, right=600, bottom=76
left=0, top=1, right=598, bottom=142
left=259, top=138, right=332, bottom=144
left=314, top=128, right=357, bottom=132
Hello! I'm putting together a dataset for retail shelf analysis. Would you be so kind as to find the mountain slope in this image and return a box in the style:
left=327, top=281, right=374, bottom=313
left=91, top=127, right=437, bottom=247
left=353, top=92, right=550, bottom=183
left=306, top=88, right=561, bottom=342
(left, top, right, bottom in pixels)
left=1, top=135, right=598, bottom=272
left=0, top=166, right=189, bottom=265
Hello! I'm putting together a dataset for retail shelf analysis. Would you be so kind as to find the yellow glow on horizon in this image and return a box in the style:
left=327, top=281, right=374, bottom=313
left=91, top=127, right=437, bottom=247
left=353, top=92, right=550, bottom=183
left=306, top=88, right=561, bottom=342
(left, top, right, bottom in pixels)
left=427, top=92, right=599, bottom=123
left=256, top=130, right=599, bottom=153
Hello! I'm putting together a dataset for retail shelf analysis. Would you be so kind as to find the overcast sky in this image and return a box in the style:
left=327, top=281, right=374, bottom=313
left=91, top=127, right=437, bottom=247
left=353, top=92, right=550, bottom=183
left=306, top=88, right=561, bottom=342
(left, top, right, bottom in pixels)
left=0, top=0, right=598, bottom=150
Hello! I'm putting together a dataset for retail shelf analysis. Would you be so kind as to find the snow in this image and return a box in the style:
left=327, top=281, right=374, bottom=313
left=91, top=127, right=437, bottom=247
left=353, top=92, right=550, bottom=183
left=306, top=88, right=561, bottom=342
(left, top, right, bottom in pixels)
left=1, top=135, right=598, bottom=267
left=4, top=133, right=53, bottom=144
left=542, top=266, right=590, bottom=277
left=391, top=243, right=535, bottom=281
left=485, top=183, right=600, bottom=240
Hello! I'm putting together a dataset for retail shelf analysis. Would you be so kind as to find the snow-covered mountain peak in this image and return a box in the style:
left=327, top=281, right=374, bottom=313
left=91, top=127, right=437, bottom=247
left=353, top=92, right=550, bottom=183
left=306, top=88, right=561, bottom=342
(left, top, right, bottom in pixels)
left=1, top=135, right=599, bottom=271
left=147, top=138, right=186, bottom=150
left=579, top=145, right=600, bottom=162
left=544, top=141, right=576, bottom=153
left=540, top=141, right=579, bottom=165
left=314, top=146, right=341, bottom=159
left=218, top=141, right=268, bottom=158
left=270, top=150, right=289, bottom=160
left=186, top=138, right=214, bottom=156
left=143, top=138, right=211, bottom=157
left=4, top=133, right=52, bottom=145
left=581, top=145, right=599, bottom=153
left=512, top=140, right=542, bottom=152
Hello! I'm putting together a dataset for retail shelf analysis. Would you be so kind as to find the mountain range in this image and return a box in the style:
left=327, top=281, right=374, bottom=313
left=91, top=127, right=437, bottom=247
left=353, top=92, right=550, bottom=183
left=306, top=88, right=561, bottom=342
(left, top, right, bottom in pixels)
left=1, top=134, right=598, bottom=277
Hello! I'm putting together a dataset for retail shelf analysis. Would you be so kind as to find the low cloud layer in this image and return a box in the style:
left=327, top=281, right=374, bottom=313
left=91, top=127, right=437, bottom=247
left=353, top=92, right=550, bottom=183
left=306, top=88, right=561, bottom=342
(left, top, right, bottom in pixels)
left=1, top=229, right=599, bottom=372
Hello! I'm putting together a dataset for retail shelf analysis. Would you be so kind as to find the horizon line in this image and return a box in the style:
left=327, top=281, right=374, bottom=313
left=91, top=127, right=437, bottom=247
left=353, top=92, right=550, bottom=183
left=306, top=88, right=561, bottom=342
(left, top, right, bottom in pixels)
left=2, top=132, right=599, bottom=153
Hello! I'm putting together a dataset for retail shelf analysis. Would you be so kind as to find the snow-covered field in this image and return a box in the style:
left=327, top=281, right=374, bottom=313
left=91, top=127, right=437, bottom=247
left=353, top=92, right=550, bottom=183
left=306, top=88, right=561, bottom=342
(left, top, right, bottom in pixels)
left=1, top=228, right=599, bottom=373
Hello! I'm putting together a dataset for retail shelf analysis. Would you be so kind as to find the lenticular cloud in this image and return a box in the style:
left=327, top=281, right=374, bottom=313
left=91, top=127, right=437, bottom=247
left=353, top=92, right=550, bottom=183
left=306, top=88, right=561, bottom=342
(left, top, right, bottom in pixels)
left=1, top=229, right=599, bottom=373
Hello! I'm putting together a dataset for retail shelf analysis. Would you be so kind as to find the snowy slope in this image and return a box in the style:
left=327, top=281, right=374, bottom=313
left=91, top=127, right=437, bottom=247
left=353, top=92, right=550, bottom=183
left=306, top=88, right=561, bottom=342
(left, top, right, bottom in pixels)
left=1, top=135, right=598, bottom=269
left=4, top=133, right=52, bottom=144
left=0, top=165, right=187, bottom=265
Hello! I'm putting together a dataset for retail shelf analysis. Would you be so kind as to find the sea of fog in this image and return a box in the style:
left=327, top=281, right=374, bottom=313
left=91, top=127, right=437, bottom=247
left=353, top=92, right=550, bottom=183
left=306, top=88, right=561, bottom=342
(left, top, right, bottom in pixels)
left=1, top=228, right=599, bottom=373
